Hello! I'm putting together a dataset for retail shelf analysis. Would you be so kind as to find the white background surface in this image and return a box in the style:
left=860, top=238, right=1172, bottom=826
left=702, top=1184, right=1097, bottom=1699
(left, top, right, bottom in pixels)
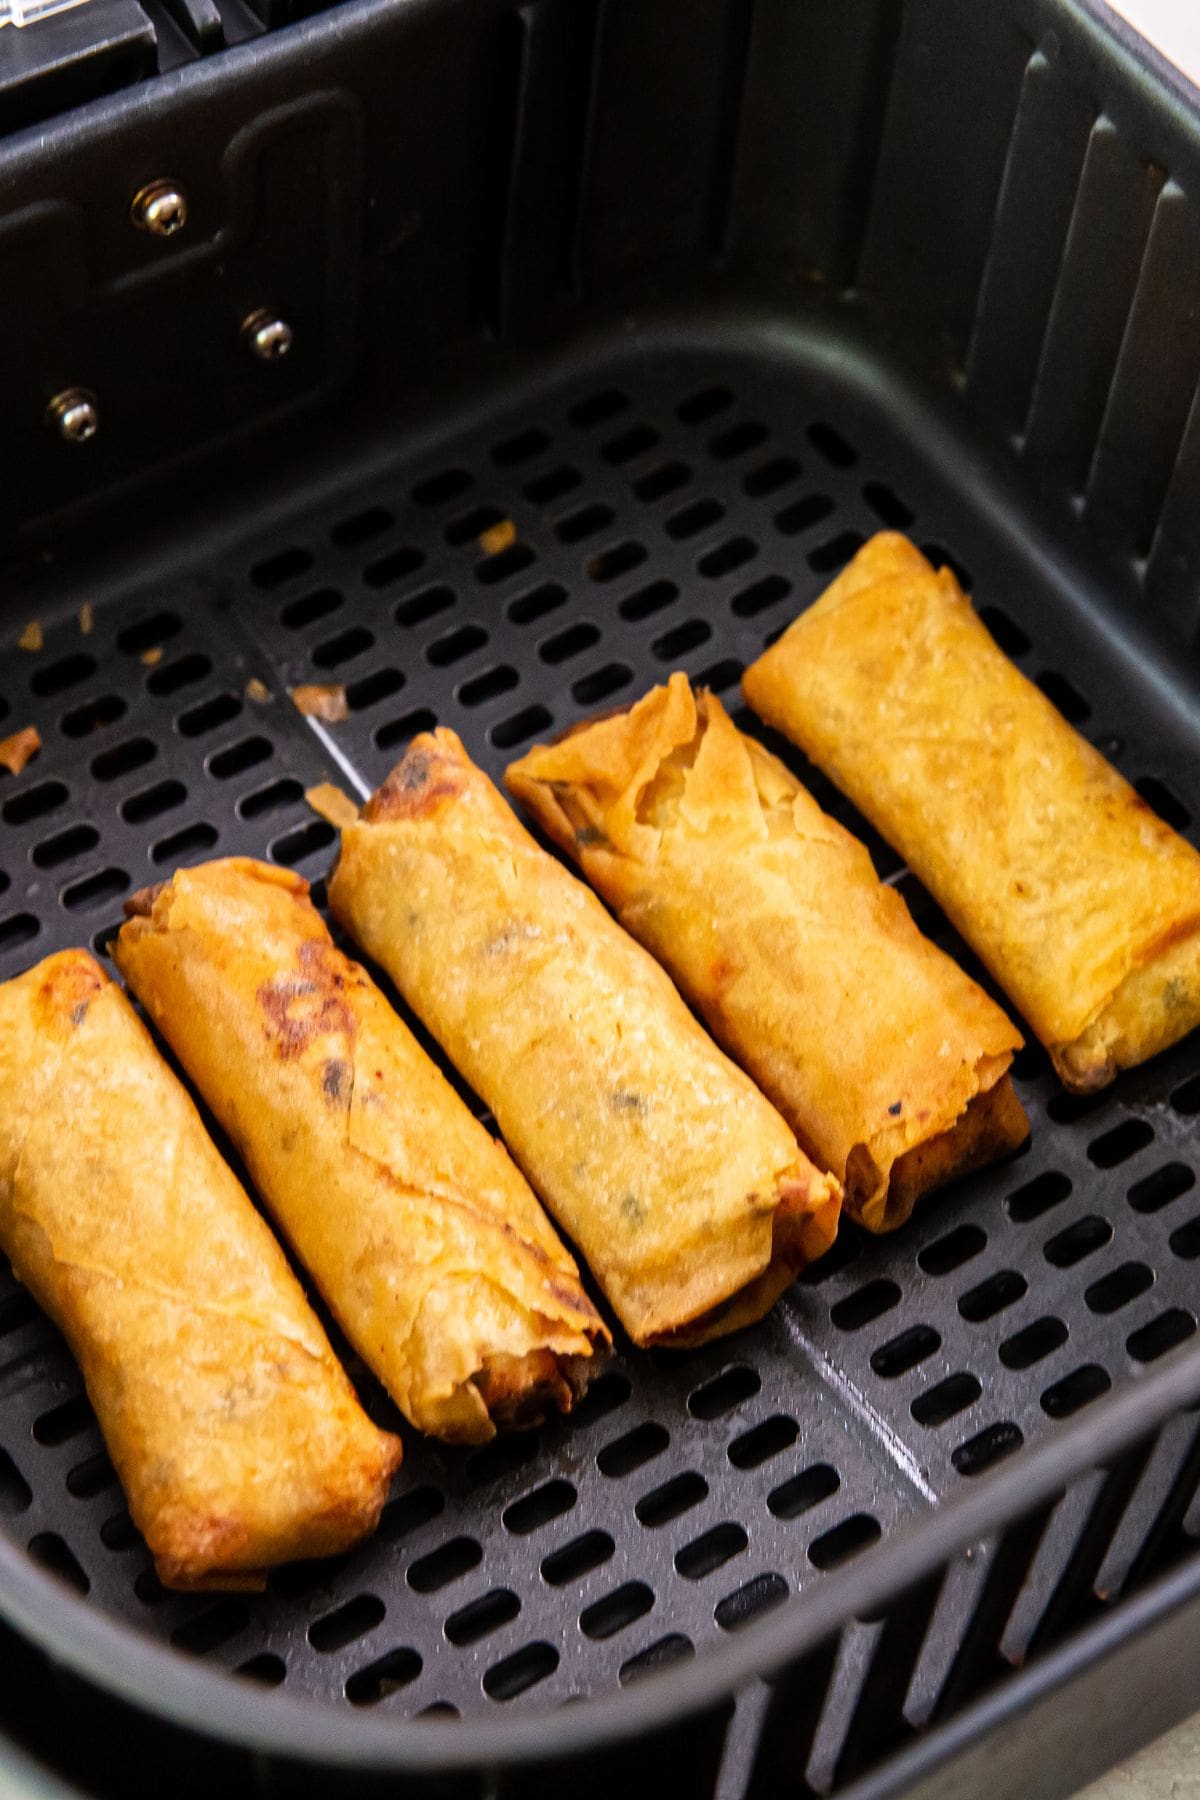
left=1072, top=3, right=1197, bottom=1798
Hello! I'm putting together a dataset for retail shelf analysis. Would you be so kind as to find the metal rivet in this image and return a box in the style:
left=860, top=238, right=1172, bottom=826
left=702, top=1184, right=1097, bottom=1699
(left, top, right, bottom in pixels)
left=131, top=180, right=188, bottom=238
left=47, top=389, right=99, bottom=444
left=242, top=310, right=294, bottom=362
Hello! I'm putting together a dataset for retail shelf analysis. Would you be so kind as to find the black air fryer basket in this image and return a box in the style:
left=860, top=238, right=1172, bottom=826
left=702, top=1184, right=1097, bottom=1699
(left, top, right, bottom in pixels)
left=1, top=1, right=1200, bottom=1794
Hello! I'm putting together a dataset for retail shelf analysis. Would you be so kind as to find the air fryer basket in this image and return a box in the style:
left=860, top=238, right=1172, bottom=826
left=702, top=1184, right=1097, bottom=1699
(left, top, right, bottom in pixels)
left=1, top=1, right=1199, bottom=1795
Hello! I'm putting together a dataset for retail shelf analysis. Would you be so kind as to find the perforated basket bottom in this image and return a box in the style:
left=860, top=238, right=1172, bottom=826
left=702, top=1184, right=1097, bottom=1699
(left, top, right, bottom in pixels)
left=0, top=326, right=1198, bottom=1722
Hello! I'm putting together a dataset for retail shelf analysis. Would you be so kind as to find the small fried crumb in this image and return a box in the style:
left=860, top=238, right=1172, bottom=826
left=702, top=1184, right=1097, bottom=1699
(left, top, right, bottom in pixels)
left=291, top=684, right=349, bottom=724
left=479, top=518, right=517, bottom=557
left=305, top=783, right=361, bottom=830
left=245, top=677, right=272, bottom=704
left=18, top=622, right=43, bottom=653
left=79, top=602, right=95, bottom=637
left=141, top=646, right=163, bottom=667
left=0, top=727, right=42, bottom=776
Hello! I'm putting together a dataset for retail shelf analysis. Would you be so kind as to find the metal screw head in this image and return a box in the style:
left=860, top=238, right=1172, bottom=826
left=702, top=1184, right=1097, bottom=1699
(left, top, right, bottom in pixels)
left=131, top=180, right=188, bottom=238
left=242, top=310, right=294, bottom=362
left=47, top=389, right=99, bottom=444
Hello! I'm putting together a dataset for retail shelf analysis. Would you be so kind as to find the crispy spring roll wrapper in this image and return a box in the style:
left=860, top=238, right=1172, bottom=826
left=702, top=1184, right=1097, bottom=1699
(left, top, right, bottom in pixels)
left=115, top=861, right=606, bottom=1444
left=0, top=951, right=401, bottom=1593
left=328, top=730, right=841, bottom=1348
left=506, top=676, right=1029, bottom=1234
left=743, top=532, right=1200, bottom=1092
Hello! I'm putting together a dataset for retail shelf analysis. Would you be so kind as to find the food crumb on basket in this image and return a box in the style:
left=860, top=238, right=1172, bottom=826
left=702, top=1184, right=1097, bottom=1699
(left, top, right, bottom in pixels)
left=0, top=727, right=42, bottom=775
left=305, top=783, right=361, bottom=830
left=479, top=518, right=517, bottom=557
left=245, top=677, right=272, bottom=704
left=79, top=602, right=95, bottom=637
left=18, top=621, right=43, bottom=653
left=291, top=683, right=349, bottom=723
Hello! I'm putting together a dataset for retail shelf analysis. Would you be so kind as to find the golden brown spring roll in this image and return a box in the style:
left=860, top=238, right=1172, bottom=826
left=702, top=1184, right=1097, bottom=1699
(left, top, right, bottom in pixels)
left=0, top=950, right=401, bottom=1592
left=328, top=730, right=841, bottom=1347
left=743, top=532, right=1200, bottom=1092
left=115, top=861, right=606, bottom=1443
left=506, top=676, right=1028, bottom=1233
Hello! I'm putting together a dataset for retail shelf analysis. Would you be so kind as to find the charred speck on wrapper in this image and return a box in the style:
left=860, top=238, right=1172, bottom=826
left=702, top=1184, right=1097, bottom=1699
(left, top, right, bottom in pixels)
left=611, top=1090, right=649, bottom=1115
left=71, top=1002, right=89, bottom=1027
left=889, top=1101, right=903, bottom=1115
left=322, top=1059, right=352, bottom=1105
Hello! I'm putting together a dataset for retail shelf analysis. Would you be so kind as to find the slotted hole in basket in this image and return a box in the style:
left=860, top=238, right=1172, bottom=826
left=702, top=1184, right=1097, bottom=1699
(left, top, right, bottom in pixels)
left=633, top=461, right=692, bottom=503
left=540, top=622, right=601, bottom=665
left=799, top=1227, right=862, bottom=1285
left=0, top=915, right=39, bottom=956
left=281, top=588, right=342, bottom=631
left=1170, top=1217, right=1200, bottom=1261
left=666, top=499, right=725, bottom=541
left=768, top=1463, right=840, bottom=1521
left=121, top=779, right=185, bottom=824
left=363, top=547, right=425, bottom=590
left=1041, top=1364, right=1112, bottom=1418
left=408, top=1537, right=482, bottom=1594
left=1045, top=1216, right=1113, bottom=1269
left=413, top=468, right=472, bottom=507
left=709, top=421, right=768, bottom=461
left=921, top=544, right=973, bottom=589
left=99, top=1512, right=140, bottom=1552
left=446, top=505, right=506, bottom=547
left=774, top=494, right=835, bottom=536
left=570, top=389, right=629, bottom=428
left=1086, top=1261, right=1154, bottom=1315
left=446, top=1587, right=520, bottom=1647
left=346, top=668, right=406, bottom=713
left=151, top=823, right=218, bottom=867
left=911, top=1373, right=981, bottom=1428
left=30, top=653, right=95, bottom=698
left=958, top=1270, right=1027, bottom=1323
left=0, top=1450, right=31, bottom=1516
left=490, top=705, right=554, bottom=750
left=238, top=1654, right=287, bottom=1688
left=1000, top=1316, right=1069, bottom=1369
left=862, top=481, right=914, bottom=528
left=208, top=736, right=271, bottom=780
left=524, top=465, right=582, bottom=505
left=179, top=695, right=241, bottom=739
left=271, top=820, right=335, bottom=868
left=428, top=625, right=487, bottom=668
left=1170, top=1076, right=1200, bottom=1117
left=308, top=1595, right=385, bottom=1653
left=484, top=1641, right=559, bottom=1702
left=1047, top=1090, right=1108, bottom=1125
left=65, top=1453, right=116, bottom=1499
left=459, top=665, right=519, bottom=706
left=580, top=1581, right=654, bottom=1640
left=1007, top=1171, right=1072, bottom=1222
left=62, top=868, right=128, bottom=914
left=541, top=1531, right=614, bottom=1586
left=602, top=424, right=660, bottom=465
left=715, top=1572, right=788, bottom=1632
left=567, top=1370, right=631, bottom=1428
left=979, top=605, right=1031, bottom=657
left=376, top=709, right=438, bottom=756
left=696, top=657, right=745, bottom=693
left=237, top=778, right=302, bottom=821
left=4, top=779, right=68, bottom=824
left=556, top=502, right=615, bottom=544
left=635, top=1471, right=708, bottom=1528
left=675, top=1522, right=747, bottom=1581
left=619, top=1634, right=694, bottom=1685
left=0, top=1291, right=37, bottom=1337
left=331, top=505, right=393, bottom=549
left=809, top=1514, right=880, bottom=1570
left=870, top=1325, right=941, bottom=1378
left=313, top=626, right=374, bottom=671
left=952, top=1422, right=1024, bottom=1477
left=503, top=1479, right=576, bottom=1536
left=32, top=825, right=99, bottom=870
left=61, top=693, right=126, bottom=737
left=392, top=586, right=453, bottom=631
left=1035, top=670, right=1091, bottom=724
left=1128, top=1310, right=1196, bottom=1363
left=1089, top=1119, right=1154, bottom=1169
left=572, top=663, right=632, bottom=705
left=172, top=1599, right=249, bottom=1656
left=653, top=619, right=711, bottom=661
left=919, top=1225, right=987, bottom=1276
left=831, top=1280, right=901, bottom=1332
left=92, top=738, right=157, bottom=782
left=27, top=1533, right=88, bottom=1593
left=588, top=541, right=647, bottom=584
left=807, top=421, right=857, bottom=467
left=744, top=456, right=801, bottom=498
left=620, top=579, right=679, bottom=622
left=508, top=583, right=567, bottom=626
left=146, top=654, right=212, bottom=699
left=345, top=1647, right=422, bottom=1706
left=731, top=574, right=791, bottom=617
left=597, top=1423, right=669, bottom=1478
left=493, top=427, right=550, bottom=468
left=378, top=1485, right=444, bottom=1543
left=727, top=1415, right=798, bottom=1470
left=689, top=1366, right=760, bottom=1420
left=1134, top=776, right=1191, bottom=832
left=466, top=1432, right=538, bottom=1490
left=251, top=549, right=311, bottom=590
left=809, top=529, right=866, bottom=573
left=677, top=385, right=734, bottom=425
left=698, top=536, right=758, bottom=579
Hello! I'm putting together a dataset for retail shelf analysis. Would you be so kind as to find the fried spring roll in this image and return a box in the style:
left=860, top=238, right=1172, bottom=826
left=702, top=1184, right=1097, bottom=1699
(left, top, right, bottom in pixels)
left=506, top=676, right=1028, bottom=1233
left=0, top=951, right=401, bottom=1592
left=115, top=861, right=606, bottom=1443
left=743, top=532, right=1200, bottom=1091
left=328, top=730, right=841, bottom=1347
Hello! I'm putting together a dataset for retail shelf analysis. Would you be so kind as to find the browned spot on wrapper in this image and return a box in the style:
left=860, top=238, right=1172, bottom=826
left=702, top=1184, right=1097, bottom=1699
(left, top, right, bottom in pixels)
left=292, top=684, right=349, bottom=724
left=364, top=743, right=464, bottom=822
left=18, top=622, right=43, bottom=653
left=305, top=783, right=361, bottom=830
left=0, top=727, right=41, bottom=776
left=258, top=940, right=358, bottom=1062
